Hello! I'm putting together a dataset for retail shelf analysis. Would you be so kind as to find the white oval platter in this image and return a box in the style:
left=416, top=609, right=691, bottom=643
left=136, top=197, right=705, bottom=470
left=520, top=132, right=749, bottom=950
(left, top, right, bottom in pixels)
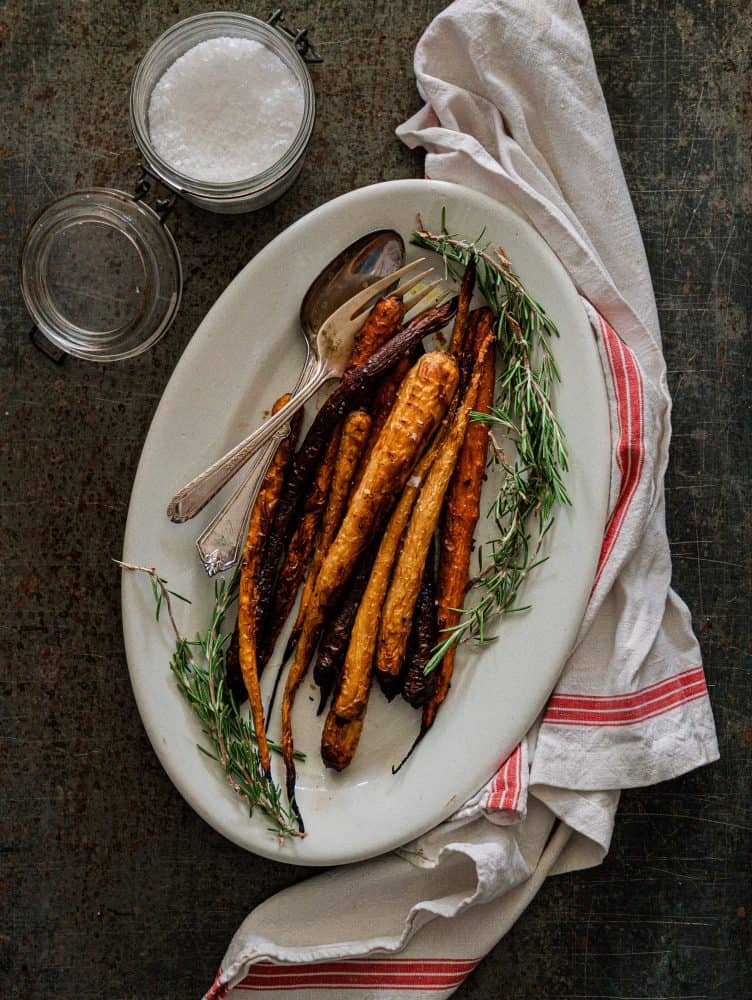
left=121, top=179, right=610, bottom=866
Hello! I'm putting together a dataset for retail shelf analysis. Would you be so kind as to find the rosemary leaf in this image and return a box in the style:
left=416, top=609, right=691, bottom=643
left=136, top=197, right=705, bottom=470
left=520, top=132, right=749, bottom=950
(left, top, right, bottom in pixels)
left=116, top=560, right=303, bottom=840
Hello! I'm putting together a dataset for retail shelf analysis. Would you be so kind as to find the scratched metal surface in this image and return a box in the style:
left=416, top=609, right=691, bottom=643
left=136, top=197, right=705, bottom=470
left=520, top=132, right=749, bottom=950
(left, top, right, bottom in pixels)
left=0, top=1, right=749, bottom=997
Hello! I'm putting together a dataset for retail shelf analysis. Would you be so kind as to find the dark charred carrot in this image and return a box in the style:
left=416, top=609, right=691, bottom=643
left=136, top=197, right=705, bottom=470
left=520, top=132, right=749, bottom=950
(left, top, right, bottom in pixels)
left=457, top=309, right=483, bottom=392
left=448, top=258, right=476, bottom=358
left=258, top=428, right=342, bottom=669
left=236, top=394, right=301, bottom=778
left=399, top=535, right=437, bottom=707
left=314, top=547, right=374, bottom=714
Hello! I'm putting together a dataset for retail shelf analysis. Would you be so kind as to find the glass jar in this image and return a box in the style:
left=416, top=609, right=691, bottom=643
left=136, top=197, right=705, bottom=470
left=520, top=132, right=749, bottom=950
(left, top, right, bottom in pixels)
left=20, top=187, right=182, bottom=362
left=19, top=10, right=320, bottom=361
left=129, top=11, right=317, bottom=214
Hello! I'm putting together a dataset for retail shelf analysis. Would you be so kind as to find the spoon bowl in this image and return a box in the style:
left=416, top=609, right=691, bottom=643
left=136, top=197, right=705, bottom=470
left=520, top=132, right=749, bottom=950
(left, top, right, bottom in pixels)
left=301, top=229, right=406, bottom=344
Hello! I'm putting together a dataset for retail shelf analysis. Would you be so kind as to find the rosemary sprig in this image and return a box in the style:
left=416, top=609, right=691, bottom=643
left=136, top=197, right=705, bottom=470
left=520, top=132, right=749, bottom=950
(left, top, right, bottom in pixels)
left=117, top=560, right=303, bottom=839
left=411, top=211, right=570, bottom=672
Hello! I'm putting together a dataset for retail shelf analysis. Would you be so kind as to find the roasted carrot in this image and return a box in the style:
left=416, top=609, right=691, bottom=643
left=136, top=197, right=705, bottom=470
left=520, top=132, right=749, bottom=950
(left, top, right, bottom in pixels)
left=295, top=353, right=415, bottom=657
left=313, top=547, right=374, bottom=713
left=236, top=394, right=301, bottom=778
left=448, top=258, right=476, bottom=358
left=457, top=309, right=484, bottom=392
left=284, top=409, right=372, bottom=662
left=423, top=312, right=497, bottom=733
left=223, top=627, right=246, bottom=708
left=328, top=413, right=451, bottom=724
left=381, top=536, right=436, bottom=704
left=257, top=299, right=457, bottom=675
left=321, top=711, right=365, bottom=773
left=375, top=333, right=494, bottom=689
left=257, top=428, right=342, bottom=669
left=348, top=294, right=405, bottom=368
left=399, top=535, right=437, bottom=707
left=281, top=350, right=459, bottom=816
left=353, top=350, right=417, bottom=489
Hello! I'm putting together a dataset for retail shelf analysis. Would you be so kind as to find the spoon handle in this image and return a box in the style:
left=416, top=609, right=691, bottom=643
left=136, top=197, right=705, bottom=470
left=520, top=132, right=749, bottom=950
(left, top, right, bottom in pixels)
left=167, top=359, right=331, bottom=523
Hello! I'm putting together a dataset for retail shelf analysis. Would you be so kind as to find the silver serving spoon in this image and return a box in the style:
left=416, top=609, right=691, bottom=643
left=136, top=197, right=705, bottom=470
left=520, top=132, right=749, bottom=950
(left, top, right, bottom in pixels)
left=189, top=230, right=406, bottom=575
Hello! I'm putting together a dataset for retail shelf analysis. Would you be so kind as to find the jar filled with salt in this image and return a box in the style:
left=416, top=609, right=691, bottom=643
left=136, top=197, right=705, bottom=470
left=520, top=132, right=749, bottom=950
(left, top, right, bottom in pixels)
left=130, top=11, right=317, bottom=213
left=20, top=10, right=319, bottom=362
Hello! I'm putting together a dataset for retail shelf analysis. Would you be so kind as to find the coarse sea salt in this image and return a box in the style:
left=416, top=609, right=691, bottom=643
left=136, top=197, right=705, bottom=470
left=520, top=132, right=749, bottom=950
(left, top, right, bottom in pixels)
left=148, top=36, right=304, bottom=184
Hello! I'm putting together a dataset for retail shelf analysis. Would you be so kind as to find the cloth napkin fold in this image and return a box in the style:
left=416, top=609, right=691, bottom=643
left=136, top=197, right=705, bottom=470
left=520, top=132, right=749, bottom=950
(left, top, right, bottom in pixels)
left=207, top=2, right=718, bottom=996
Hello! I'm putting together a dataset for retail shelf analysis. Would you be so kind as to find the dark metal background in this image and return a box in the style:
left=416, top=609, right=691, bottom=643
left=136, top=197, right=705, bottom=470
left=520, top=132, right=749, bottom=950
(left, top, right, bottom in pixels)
left=1, top=2, right=749, bottom=996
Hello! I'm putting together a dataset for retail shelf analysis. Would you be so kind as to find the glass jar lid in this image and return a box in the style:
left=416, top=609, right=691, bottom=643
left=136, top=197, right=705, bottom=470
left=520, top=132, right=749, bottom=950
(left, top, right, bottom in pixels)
left=20, top=187, right=182, bottom=362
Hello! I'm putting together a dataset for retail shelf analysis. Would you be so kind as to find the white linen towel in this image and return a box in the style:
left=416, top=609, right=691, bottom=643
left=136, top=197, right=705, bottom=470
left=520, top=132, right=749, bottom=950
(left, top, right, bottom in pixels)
left=206, top=2, right=719, bottom=996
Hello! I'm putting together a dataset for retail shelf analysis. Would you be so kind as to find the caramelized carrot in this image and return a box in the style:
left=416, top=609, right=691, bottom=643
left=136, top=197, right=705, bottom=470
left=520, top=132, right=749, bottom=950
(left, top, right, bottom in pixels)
left=399, top=536, right=437, bottom=707
left=423, top=310, right=497, bottom=733
left=236, top=394, right=301, bottom=778
left=448, top=258, right=476, bottom=358
left=285, top=410, right=371, bottom=662
left=257, top=428, right=342, bottom=668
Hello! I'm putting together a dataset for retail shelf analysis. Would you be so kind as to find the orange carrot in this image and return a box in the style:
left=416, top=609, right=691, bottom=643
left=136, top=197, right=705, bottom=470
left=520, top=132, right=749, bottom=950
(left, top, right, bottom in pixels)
left=284, top=410, right=371, bottom=662
left=448, top=258, right=476, bottom=357
left=237, top=394, right=301, bottom=778
left=423, top=310, right=496, bottom=733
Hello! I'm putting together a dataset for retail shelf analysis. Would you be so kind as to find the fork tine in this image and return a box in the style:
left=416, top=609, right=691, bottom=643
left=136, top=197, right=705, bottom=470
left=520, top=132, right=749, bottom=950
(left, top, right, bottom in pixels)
left=340, top=274, right=446, bottom=342
left=349, top=266, right=436, bottom=320
left=343, top=258, right=428, bottom=319
left=390, top=267, right=436, bottom=300
left=402, top=277, right=445, bottom=314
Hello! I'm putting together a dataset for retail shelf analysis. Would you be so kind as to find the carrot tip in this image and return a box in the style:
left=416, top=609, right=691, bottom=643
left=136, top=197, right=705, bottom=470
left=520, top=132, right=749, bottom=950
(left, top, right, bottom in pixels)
left=391, top=728, right=426, bottom=775
left=316, top=685, right=332, bottom=716
left=377, top=671, right=402, bottom=701
left=281, top=633, right=298, bottom=665
left=290, top=795, right=305, bottom=833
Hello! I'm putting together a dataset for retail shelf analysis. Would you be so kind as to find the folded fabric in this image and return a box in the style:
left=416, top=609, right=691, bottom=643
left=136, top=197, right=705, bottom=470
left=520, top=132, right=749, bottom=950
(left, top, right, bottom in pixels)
left=206, top=2, right=718, bottom=996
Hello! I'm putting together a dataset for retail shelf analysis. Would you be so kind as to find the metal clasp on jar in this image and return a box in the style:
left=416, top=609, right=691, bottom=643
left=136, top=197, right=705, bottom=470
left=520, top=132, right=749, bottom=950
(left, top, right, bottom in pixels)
left=267, top=8, right=323, bottom=63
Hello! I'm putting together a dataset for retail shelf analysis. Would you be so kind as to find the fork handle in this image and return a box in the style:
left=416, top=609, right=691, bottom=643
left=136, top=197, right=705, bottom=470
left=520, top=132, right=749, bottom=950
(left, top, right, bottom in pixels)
left=166, top=360, right=332, bottom=523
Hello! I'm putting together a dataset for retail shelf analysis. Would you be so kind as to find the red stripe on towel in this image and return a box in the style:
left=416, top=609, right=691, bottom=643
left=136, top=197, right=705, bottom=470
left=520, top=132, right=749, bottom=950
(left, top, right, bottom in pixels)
left=593, top=315, right=645, bottom=587
left=485, top=743, right=523, bottom=812
left=233, top=957, right=480, bottom=992
left=543, top=666, right=707, bottom=726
